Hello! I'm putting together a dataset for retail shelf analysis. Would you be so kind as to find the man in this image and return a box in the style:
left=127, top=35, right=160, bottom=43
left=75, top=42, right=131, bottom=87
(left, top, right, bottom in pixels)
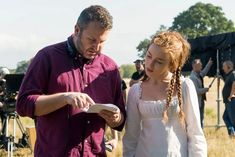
left=0, top=67, right=10, bottom=95
left=222, top=60, right=235, bottom=137
left=16, top=5, right=126, bottom=157
left=0, top=67, right=10, bottom=139
left=190, top=58, right=213, bottom=128
left=129, top=59, right=144, bottom=87
left=121, top=80, right=127, bottom=104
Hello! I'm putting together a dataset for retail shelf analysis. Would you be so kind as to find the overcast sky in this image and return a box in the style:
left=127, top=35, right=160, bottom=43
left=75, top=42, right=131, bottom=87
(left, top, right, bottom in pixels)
left=0, top=0, right=234, bottom=69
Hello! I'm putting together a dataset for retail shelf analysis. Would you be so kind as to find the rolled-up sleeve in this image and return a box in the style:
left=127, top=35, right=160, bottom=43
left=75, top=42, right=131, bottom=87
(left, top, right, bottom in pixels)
left=16, top=50, right=50, bottom=118
left=182, top=78, right=207, bottom=157
left=123, top=84, right=141, bottom=157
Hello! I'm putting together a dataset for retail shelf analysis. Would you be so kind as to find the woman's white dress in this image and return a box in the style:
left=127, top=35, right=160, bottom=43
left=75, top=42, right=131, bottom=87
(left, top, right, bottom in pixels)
left=123, top=78, right=207, bottom=157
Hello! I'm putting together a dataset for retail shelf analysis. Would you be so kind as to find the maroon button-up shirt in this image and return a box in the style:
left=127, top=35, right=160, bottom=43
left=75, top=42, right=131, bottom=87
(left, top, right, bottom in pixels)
left=16, top=38, right=126, bottom=157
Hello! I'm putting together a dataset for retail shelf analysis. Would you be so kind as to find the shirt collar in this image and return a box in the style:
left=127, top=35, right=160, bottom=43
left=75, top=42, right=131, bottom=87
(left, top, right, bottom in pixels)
left=226, top=70, right=233, bottom=76
left=67, top=35, right=92, bottom=64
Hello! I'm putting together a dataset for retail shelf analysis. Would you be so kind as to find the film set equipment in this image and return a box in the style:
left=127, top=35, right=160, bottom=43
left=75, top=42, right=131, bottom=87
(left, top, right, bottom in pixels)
left=0, top=74, right=24, bottom=113
left=183, top=32, right=235, bottom=128
left=0, top=74, right=32, bottom=157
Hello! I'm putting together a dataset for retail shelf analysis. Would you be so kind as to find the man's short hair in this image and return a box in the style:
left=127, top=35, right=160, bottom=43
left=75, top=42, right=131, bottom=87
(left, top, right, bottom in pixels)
left=192, top=59, right=201, bottom=65
left=223, top=60, right=234, bottom=69
left=0, top=67, right=10, bottom=77
left=77, top=5, right=113, bottom=31
left=134, top=59, right=143, bottom=64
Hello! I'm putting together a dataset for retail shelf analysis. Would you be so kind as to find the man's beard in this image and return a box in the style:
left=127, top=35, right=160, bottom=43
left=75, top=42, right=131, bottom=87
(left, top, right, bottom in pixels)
left=76, top=34, right=84, bottom=55
left=75, top=34, right=95, bottom=60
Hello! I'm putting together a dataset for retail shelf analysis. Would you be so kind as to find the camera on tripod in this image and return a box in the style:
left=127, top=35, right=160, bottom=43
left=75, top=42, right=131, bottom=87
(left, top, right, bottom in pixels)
left=0, top=74, right=32, bottom=155
left=0, top=74, right=24, bottom=113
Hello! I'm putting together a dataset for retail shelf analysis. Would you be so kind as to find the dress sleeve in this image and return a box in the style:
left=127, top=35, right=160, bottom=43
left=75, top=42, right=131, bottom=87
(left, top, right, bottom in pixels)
left=182, top=78, right=207, bottom=157
left=123, top=83, right=141, bottom=157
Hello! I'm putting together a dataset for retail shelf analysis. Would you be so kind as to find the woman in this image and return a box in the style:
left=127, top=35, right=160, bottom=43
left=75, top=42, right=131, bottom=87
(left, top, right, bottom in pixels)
left=123, top=31, right=207, bottom=157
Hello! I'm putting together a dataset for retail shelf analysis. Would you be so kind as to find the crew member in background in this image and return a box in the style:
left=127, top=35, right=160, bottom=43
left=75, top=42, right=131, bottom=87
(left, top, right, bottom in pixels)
left=190, top=58, right=213, bottom=128
left=222, top=60, right=235, bottom=138
left=0, top=67, right=10, bottom=140
left=129, top=59, right=144, bottom=87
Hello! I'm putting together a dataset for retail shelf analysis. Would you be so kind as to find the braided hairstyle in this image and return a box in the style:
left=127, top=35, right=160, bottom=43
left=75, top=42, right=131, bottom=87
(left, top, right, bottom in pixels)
left=151, top=31, right=190, bottom=124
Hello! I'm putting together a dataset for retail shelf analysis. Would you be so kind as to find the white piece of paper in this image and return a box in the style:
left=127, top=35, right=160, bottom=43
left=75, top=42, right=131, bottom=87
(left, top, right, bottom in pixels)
left=86, top=103, right=120, bottom=113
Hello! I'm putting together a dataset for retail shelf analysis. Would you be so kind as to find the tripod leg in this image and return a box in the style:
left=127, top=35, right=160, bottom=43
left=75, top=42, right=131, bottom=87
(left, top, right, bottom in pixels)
left=16, top=115, right=26, bottom=133
left=0, top=113, right=18, bottom=155
left=7, top=139, right=10, bottom=157
left=6, top=116, right=11, bottom=156
left=0, top=113, right=7, bottom=148
left=15, top=114, right=33, bottom=153
left=7, top=116, right=14, bottom=157
left=0, top=113, right=7, bottom=136
left=13, top=117, right=16, bottom=144
left=10, top=135, right=13, bottom=157
left=6, top=115, right=9, bottom=138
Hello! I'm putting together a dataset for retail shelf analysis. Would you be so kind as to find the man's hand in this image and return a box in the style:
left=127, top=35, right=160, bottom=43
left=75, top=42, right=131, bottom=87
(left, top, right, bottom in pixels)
left=64, top=92, right=95, bottom=110
left=228, top=95, right=235, bottom=102
left=98, top=110, right=123, bottom=128
left=105, top=139, right=118, bottom=150
left=0, top=102, right=3, bottom=108
left=208, top=57, right=213, bottom=65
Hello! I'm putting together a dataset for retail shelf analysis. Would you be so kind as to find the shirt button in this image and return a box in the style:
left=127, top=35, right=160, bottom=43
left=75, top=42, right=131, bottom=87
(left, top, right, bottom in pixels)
left=87, top=120, right=90, bottom=124
left=84, top=84, right=88, bottom=87
left=83, top=67, right=86, bottom=70
left=85, top=140, right=88, bottom=143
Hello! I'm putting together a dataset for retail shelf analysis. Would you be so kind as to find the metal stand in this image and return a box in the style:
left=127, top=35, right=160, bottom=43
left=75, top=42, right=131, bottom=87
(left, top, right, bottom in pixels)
left=0, top=111, right=32, bottom=157
left=216, top=49, right=224, bottom=128
left=6, top=116, right=14, bottom=157
left=205, top=49, right=225, bottom=128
